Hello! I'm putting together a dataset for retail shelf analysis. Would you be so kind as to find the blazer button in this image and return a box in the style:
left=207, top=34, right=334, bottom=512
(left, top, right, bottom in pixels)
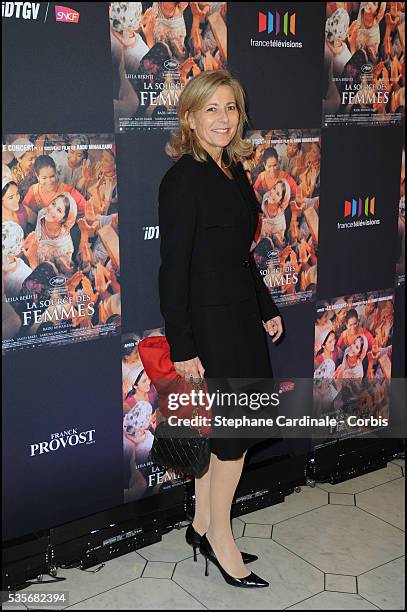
left=242, top=258, right=250, bottom=267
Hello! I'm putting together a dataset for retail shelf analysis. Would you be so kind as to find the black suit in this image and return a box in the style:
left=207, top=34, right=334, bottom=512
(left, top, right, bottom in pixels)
left=158, top=152, right=281, bottom=459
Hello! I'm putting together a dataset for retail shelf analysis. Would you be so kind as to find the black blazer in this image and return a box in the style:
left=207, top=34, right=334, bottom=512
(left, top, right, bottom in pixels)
left=158, top=153, right=281, bottom=362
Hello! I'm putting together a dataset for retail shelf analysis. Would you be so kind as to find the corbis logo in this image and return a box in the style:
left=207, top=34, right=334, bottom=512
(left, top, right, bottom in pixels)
left=344, top=197, right=375, bottom=218
left=338, top=196, right=380, bottom=229
left=258, top=11, right=296, bottom=36
left=55, top=5, right=80, bottom=23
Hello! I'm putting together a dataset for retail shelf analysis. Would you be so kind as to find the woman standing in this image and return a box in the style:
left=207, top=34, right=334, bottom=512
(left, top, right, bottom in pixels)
left=158, top=70, right=283, bottom=588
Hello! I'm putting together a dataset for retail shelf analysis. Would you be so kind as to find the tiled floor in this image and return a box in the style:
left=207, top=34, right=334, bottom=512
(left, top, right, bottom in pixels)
left=4, top=458, right=404, bottom=610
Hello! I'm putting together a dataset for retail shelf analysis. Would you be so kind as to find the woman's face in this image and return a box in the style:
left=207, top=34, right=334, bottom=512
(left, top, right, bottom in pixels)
left=382, top=302, right=393, bottom=321
left=254, top=147, right=263, bottom=163
left=336, top=308, right=347, bottom=323
left=187, top=85, right=239, bottom=158
left=286, top=142, right=298, bottom=159
left=308, top=143, right=320, bottom=164
left=268, top=182, right=284, bottom=205
left=135, top=372, right=151, bottom=393
left=160, top=2, right=177, bottom=17
left=45, top=197, right=66, bottom=223
left=264, top=156, right=279, bottom=177
left=318, top=312, right=330, bottom=326
left=365, top=302, right=375, bottom=315
left=19, top=151, right=36, bottom=174
left=67, top=149, right=85, bottom=168
left=37, top=165, right=57, bottom=191
left=364, top=2, right=378, bottom=14
left=325, top=332, right=336, bottom=352
left=349, top=336, right=363, bottom=357
left=100, top=151, right=115, bottom=175
left=346, top=315, right=359, bottom=334
left=2, top=184, right=20, bottom=212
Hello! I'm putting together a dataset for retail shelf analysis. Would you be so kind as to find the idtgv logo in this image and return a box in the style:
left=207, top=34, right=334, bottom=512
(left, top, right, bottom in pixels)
left=55, top=5, right=80, bottom=23
left=258, top=11, right=296, bottom=36
left=143, top=225, right=159, bottom=240
left=344, top=197, right=375, bottom=218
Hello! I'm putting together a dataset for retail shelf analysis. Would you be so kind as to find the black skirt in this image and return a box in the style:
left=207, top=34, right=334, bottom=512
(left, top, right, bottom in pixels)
left=190, top=294, right=275, bottom=460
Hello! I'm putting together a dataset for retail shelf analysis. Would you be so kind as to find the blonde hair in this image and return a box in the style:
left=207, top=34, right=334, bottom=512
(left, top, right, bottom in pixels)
left=165, top=69, right=254, bottom=166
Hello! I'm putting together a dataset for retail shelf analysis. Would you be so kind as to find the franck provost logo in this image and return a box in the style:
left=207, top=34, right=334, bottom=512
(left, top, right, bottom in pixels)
left=338, top=197, right=380, bottom=229
left=251, top=9, right=302, bottom=49
left=30, top=428, right=95, bottom=457
left=258, top=11, right=296, bottom=36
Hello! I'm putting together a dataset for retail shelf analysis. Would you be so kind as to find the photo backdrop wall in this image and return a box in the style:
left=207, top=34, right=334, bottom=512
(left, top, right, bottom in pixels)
left=2, top=2, right=405, bottom=540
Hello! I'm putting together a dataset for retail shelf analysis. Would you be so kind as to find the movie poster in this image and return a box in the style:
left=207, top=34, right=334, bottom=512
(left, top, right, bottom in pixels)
left=323, top=2, right=405, bottom=126
left=2, top=134, right=121, bottom=352
left=243, top=129, right=320, bottom=307
left=313, top=289, right=394, bottom=439
left=122, top=330, right=189, bottom=503
left=109, top=2, right=228, bottom=131
left=396, top=145, right=405, bottom=286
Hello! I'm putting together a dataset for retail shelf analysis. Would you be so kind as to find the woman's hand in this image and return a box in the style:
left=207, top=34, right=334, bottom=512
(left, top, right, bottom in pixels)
left=22, top=232, right=39, bottom=269
left=263, top=315, right=283, bottom=342
left=82, top=159, right=93, bottom=183
left=173, top=355, right=205, bottom=381
left=78, top=238, right=93, bottom=266
left=140, top=7, right=155, bottom=48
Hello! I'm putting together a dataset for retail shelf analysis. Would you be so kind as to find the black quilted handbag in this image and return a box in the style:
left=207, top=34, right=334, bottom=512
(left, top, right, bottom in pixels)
left=149, top=379, right=210, bottom=477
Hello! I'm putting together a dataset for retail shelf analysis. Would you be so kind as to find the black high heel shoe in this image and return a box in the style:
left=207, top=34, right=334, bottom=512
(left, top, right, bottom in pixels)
left=185, top=524, right=258, bottom=564
left=199, top=534, right=269, bottom=588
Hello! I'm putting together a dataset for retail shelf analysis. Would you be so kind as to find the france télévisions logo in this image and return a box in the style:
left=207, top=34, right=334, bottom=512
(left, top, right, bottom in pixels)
left=258, top=11, right=296, bottom=36
left=338, top=196, right=380, bottom=229
left=251, top=9, right=302, bottom=49
left=344, top=196, right=375, bottom=218
left=55, top=5, right=80, bottom=23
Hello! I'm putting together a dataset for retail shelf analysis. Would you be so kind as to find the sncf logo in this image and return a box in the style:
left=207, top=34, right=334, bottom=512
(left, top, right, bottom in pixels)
left=258, top=11, right=296, bottom=36
left=55, top=5, right=80, bottom=23
left=344, top=197, right=376, bottom=218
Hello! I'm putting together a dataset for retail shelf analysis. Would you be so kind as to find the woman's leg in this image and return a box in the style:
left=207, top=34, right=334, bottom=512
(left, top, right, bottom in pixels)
left=205, top=450, right=249, bottom=578
left=192, top=457, right=212, bottom=535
